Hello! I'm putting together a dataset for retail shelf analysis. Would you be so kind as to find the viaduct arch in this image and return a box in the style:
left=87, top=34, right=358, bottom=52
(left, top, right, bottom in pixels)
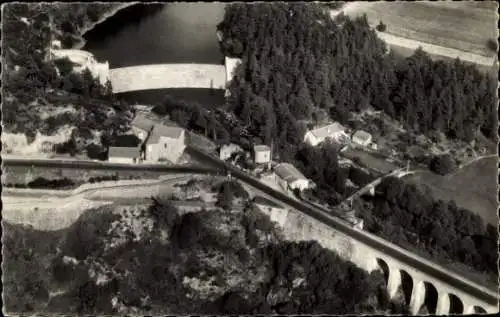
left=374, top=256, right=495, bottom=315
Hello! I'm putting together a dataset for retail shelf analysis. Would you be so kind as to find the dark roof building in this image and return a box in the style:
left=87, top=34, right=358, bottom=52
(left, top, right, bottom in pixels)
left=108, top=146, right=141, bottom=158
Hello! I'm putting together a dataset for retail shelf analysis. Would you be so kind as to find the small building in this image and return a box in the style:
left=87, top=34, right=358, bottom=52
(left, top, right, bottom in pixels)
left=108, top=146, right=141, bottom=164
left=274, top=163, right=314, bottom=192
left=352, top=130, right=372, bottom=147
left=40, top=141, right=55, bottom=153
left=131, top=114, right=155, bottom=141
left=145, top=124, right=186, bottom=163
left=304, top=122, right=350, bottom=147
left=219, top=143, right=243, bottom=161
left=254, top=145, right=271, bottom=164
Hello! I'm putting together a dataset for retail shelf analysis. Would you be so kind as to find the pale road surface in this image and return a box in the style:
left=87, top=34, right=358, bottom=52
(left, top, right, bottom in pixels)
left=458, top=154, right=498, bottom=169
left=109, top=63, right=227, bottom=93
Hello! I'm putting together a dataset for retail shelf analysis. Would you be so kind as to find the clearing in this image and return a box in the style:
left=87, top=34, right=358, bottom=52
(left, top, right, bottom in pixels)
left=338, top=1, right=498, bottom=60
left=403, top=156, right=498, bottom=225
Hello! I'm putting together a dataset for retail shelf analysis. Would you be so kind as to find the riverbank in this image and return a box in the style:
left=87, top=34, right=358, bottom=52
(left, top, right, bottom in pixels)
left=73, top=2, right=139, bottom=49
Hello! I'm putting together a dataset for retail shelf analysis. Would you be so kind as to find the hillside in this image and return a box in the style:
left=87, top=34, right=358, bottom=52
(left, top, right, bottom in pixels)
left=2, top=3, right=133, bottom=157
left=2, top=196, right=409, bottom=315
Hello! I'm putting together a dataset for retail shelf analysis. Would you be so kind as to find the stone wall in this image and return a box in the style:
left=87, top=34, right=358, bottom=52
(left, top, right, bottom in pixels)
left=109, top=64, right=227, bottom=93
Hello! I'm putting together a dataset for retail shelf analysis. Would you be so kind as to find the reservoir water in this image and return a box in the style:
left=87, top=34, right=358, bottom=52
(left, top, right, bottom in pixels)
left=83, top=3, right=226, bottom=106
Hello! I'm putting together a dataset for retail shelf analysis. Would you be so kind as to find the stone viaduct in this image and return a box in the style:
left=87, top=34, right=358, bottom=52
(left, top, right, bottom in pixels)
left=250, top=183, right=498, bottom=315
left=109, top=57, right=241, bottom=94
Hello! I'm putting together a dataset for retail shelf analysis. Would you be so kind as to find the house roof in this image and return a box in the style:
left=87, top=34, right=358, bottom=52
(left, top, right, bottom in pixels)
left=353, top=130, right=372, bottom=141
left=108, top=146, right=140, bottom=158
left=147, top=124, right=184, bottom=144
left=131, top=114, right=155, bottom=132
left=221, top=143, right=242, bottom=152
left=274, top=163, right=308, bottom=184
left=254, top=145, right=271, bottom=152
left=309, top=122, right=345, bottom=139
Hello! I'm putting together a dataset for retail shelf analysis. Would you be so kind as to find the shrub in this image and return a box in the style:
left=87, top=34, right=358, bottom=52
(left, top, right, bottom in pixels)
left=86, top=143, right=107, bottom=160
left=486, top=38, right=498, bottom=52
left=376, top=20, right=387, bottom=32
left=429, top=154, right=457, bottom=175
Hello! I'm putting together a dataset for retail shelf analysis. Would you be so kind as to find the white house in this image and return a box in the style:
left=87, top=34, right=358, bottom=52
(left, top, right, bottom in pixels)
left=144, top=124, right=186, bottom=163
left=274, top=163, right=314, bottom=192
left=352, top=130, right=372, bottom=147
left=254, top=145, right=271, bottom=164
left=304, top=122, right=350, bottom=147
left=108, top=146, right=141, bottom=164
left=219, top=143, right=243, bottom=161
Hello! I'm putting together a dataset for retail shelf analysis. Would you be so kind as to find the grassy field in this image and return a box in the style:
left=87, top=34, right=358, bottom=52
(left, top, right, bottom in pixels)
left=343, top=1, right=498, bottom=58
left=403, top=156, right=498, bottom=225
left=342, top=147, right=401, bottom=175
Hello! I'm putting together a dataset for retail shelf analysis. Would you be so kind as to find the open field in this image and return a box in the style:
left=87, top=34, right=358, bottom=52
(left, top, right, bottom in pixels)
left=403, top=156, right=498, bottom=225
left=339, top=1, right=498, bottom=60
left=342, top=147, right=401, bottom=175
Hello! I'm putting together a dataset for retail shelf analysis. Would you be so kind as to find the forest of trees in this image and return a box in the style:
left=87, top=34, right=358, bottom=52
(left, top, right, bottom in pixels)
left=2, top=3, right=131, bottom=155
left=4, top=198, right=411, bottom=314
left=358, top=176, right=498, bottom=279
left=216, top=2, right=497, bottom=156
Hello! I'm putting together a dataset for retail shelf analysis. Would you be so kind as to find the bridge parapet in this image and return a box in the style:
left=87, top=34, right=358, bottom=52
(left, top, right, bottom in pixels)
left=109, top=64, right=227, bottom=93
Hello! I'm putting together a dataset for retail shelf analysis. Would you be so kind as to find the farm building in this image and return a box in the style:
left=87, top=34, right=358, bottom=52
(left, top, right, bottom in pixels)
left=219, top=143, right=243, bottom=161
left=131, top=114, right=155, bottom=141
left=254, top=145, right=271, bottom=164
left=304, top=122, right=350, bottom=147
left=108, top=146, right=141, bottom=164
left=274, top=163, right=314, bottom=193
left=144, top=124, right=186, bottom=163
left=352, top=130, right=373, bottom=146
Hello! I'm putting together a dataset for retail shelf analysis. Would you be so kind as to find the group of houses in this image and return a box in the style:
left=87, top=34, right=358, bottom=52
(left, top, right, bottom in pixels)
left=218, top=121, right=375, bottom=195
left=108, top=113, right=186, bottom=164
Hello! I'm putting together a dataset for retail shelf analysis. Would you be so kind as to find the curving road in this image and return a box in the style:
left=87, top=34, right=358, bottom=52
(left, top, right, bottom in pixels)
left=3, top=150, right=498, bottom=305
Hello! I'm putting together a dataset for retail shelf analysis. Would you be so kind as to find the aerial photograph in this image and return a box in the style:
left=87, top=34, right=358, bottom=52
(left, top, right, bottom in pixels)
left=1, top=1, right=499, bottom=315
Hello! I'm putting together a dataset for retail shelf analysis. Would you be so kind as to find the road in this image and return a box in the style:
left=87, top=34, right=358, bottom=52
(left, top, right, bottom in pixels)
left=184, top=146, right=499, bottom=304
left=2, top=157, right=219, bottom=174
left=4, top=149, right=498, bottom=304
left=458, top=154, right=498, bottom=170
left=2, top=175, right=211, bottom=231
